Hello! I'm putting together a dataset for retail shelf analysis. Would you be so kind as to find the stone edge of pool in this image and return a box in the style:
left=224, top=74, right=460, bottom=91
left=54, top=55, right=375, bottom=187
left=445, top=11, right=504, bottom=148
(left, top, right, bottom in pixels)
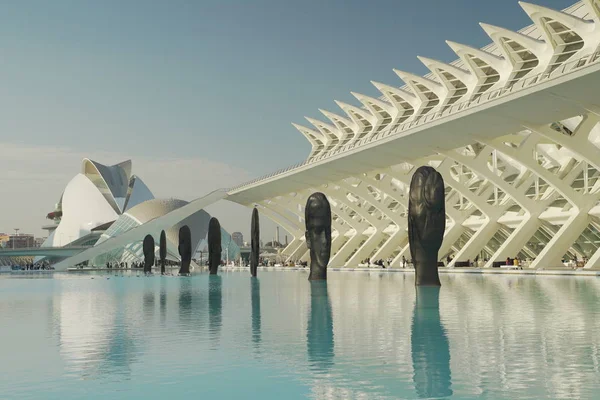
left=3, top=266, right=600, bottom=277
left=217, top=266, right=600, bottom=277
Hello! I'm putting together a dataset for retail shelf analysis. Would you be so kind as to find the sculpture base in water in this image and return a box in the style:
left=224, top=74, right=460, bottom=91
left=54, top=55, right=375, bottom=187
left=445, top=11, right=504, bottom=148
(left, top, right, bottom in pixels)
left=414, top=256, right=441, bottom=287
left=308, top=265, right=327, bottom=281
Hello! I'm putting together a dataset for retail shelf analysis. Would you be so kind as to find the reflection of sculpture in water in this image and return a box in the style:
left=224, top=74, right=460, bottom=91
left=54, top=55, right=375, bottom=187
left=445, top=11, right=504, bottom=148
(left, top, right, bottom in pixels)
left=208, top=217, right=222, bottom=275
left=251, top=278, right=261, bottom=346
left=100, top=313, right=137, bottom=377
left=143, top=234, right=155, bottom=274
left=411, top=287, right=452, bottom=398
left=160, top=277, right=167, bottom=323
left=159, top=230, right=167, bottom=275
left=178, top=277, right=193, bottom=327
left=143, top=286, right=155, bottom=318
left=305, top=192, right=332, bottom=281
left=178, top=225, right=192, bottom=275
left=307, top=281, right=334, bottom=371
left=408, top=166, right=445, bottom=286
left=208, top=275, right=222, bottom=343
left=250, top=208, right=260, bottom=277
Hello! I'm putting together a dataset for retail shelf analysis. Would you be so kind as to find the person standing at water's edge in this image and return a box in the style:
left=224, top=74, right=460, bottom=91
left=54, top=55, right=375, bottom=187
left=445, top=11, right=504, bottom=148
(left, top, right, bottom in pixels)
left=305, top=192, right=331, bottom=281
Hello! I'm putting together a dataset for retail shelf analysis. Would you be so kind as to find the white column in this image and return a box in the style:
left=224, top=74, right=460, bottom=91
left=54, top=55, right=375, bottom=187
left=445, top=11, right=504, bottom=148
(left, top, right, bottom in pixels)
left=484, top=214, right=542, bottom=268
left=448, top=220, right=500, bottom=268
left=530, top=211, right=589, bottom=269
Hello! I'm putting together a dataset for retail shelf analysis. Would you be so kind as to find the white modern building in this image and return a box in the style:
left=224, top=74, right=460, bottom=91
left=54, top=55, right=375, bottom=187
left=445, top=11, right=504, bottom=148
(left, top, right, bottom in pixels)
left=225, top=0, right=600, bottom=270
left=35, top=159, right=239, bottom=268
left=56, top=0, right=600, bottom=271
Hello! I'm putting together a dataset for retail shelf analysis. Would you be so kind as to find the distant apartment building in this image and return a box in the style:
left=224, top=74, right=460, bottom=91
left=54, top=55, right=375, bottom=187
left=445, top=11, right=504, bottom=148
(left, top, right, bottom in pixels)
left=6, top=234, right=35, bottom=249
left=34, top=237, right=47, bottom=248
left=232, top=232, right=244, bottom=247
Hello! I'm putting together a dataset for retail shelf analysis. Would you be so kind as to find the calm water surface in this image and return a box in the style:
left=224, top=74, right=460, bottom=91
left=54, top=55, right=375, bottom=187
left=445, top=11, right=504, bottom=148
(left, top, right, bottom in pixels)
left=1, top=270, right=600, bottom=399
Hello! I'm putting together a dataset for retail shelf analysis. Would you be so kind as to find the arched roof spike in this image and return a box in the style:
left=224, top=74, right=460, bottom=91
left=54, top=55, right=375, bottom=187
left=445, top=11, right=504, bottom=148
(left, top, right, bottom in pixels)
left=304, top=117, right=343, bottom=140
left=291, top=123, right=328, bottom=158
left=291, top=122, right=327, bottom=144
left=350, top=92, right=397, bottom=118
left=393, top=69, right=446, bottom=99
left=334, top=100, right=378, bottom=126
left=446, top=40, right=512, bottom=83
left=416, top=56, right=474, bottom=84
left=370, top=81, right=420, bottom=110
left=446, top=40, right=510, bottom=71
left=318, top=109, right=357, bottom=133
left=479, top=22, right=549, bottom=61
left=519, top=2, right=595, bottom=37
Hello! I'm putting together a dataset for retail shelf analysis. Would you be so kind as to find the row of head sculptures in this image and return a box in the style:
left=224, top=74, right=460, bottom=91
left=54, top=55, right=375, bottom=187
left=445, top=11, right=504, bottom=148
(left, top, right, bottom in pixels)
left=140, top=164, right=445, bottom=284
left=299, top=165, right=444, bottom=286
left=140, top=218, right=222, bottom=276
left=142, top=226, right=192, bottom=275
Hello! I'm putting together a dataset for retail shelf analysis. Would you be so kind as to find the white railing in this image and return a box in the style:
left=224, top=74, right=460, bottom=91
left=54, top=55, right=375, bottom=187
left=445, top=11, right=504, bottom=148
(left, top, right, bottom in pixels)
left=228, top=48, right=600, bottom=193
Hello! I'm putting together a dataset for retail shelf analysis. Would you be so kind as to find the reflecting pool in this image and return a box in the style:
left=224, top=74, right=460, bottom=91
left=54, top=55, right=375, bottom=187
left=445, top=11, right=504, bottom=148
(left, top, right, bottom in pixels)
left=1, top=271, right=600, bottom=399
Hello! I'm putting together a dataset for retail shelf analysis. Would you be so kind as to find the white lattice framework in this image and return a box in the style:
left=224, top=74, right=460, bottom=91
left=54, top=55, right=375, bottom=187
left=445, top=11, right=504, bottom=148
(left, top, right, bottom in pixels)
left=227, top=1, right=600, bottom=269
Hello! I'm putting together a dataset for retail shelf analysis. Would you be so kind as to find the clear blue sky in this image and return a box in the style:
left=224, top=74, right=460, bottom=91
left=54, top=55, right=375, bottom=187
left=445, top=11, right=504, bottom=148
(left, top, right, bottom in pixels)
left=0, top=0, right=577, bottom=238
left=0, top=0, right=576, bottom=174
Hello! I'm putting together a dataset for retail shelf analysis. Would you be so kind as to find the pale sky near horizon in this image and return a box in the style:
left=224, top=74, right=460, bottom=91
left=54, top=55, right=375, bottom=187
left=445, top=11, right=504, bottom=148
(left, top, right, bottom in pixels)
left=0, top=0, right=576, bottom=240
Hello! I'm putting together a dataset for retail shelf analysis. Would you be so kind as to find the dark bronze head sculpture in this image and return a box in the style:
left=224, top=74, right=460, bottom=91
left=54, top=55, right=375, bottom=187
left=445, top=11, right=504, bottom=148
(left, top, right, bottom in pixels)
left=208, top=217, right=222, bottom=275
left=159, top=230, right=166, bottom=275
left=178, top=225, right=192, bottom=275
left=408, top=166, right=445, bottom=286
left=143, top=234, right=155, bottom=273
left=250, top=207, right=260, bottom=277
left=305, top=192, right=332, bottom=281
left=411, top=287, right=452, bottom=398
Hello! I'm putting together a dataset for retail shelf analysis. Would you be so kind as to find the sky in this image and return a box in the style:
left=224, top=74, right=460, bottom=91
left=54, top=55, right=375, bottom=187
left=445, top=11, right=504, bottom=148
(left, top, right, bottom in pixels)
left=0, top=0, right=577, bottom=241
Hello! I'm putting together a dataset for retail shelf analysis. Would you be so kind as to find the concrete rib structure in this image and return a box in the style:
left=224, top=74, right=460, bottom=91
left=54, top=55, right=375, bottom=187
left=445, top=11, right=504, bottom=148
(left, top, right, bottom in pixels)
left=53, top=1, right=600, bottom=271
left=226, top=1, right=600, bottom=270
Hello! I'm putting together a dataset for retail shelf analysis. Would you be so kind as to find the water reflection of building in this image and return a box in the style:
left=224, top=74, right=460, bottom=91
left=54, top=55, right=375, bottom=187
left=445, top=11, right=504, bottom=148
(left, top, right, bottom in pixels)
left=438, top=276, right=600, bottom=399
left=56, top=283, right=139, bottom=379
left=301, top=274, right=600, bottom=399
left=46, top=272, right=600, bottom=398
